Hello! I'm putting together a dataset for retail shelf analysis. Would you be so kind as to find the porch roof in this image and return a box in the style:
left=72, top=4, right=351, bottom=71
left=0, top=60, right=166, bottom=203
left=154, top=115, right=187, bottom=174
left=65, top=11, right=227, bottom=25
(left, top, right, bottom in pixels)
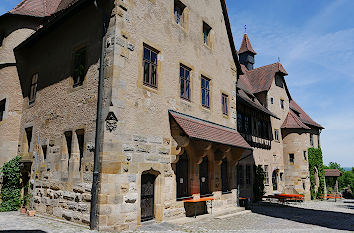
left=169, top=110, right=252, bottom=150
left=325, top=169, right=342, bottom=177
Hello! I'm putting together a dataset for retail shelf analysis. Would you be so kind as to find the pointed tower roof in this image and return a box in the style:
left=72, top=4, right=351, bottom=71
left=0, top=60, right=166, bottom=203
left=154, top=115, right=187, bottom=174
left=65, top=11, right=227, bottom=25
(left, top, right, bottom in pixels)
left=239, top=33, right=257, bottom=55
left=281, top=110, right=310, bottom=130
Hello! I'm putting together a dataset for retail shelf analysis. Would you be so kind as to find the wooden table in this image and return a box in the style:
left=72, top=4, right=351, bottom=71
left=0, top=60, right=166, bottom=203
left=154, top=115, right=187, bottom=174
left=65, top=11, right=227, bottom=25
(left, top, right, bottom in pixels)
left=184, top=197, right=214, bottom=218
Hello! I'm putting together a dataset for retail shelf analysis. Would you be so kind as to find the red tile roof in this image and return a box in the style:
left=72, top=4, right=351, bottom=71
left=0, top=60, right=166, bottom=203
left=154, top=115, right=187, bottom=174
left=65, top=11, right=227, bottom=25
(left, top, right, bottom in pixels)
left=290, top=100, right=324, bottom=129
left=246, top=62, right=288, bottom=93
left=9, top=0, right=77, bottom=17
left=325, top=169, right=341, bottom=177
left=239, top=33, right=257, bottom=54
left=281, top=110, right=310, bottom=130
left=169, top=110, right=252, bottom=150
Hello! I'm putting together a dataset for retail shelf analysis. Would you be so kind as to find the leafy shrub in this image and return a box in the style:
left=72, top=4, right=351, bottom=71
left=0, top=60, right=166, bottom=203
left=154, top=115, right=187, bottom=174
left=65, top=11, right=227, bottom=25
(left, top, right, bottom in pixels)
left=0, top=156, right=22, bottom=212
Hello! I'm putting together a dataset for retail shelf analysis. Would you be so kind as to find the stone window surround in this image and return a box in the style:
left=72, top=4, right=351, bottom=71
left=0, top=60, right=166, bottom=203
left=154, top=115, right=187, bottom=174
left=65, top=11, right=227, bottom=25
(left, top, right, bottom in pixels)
left=173, top=0, right=187, bottom=28
left=221, top=93, right=229, bottom=116
left=0, top=98, right=8, bottom=121
left=202, top=20, right=213, bottom=49
left=201, top=75, right=211, bottom=109
left=179, top=64, right=191, bottom=101
left=143, top=44, right=159, bottom=89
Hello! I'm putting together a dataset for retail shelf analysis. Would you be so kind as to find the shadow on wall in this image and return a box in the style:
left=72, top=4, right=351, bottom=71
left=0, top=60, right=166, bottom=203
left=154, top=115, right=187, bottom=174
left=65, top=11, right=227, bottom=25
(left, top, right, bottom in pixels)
left=251, top=202, right=354, bottom=231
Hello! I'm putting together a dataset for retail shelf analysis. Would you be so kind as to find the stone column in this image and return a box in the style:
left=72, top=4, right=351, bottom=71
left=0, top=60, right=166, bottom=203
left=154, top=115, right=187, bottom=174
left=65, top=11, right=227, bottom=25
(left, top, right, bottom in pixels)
left=60, top=135, right=69, bottom=180
left=69, top=132, right=80, bottom=181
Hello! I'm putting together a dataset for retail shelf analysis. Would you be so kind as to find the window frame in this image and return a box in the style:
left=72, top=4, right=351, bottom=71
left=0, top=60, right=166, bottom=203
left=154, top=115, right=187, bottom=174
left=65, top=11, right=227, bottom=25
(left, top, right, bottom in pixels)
left=0, top=99, right=6, bottom=121
left=274, top=129, right=280, bottom=142
left=174, top=0, right=186, bottom=27
left=180, top=64, right=191, bottom=101
left=29, top=73, right=38, bottom=104
left=222, top=93, right=228, bottom=116
left=289, top=153, right=295, bottom=165
left=280, top=99, right=284, bottom=109
left=73, top=47, right=87, bottom=88
left=310, top=133, right=314, bottom=146
left=264, top=165, right=269, bottom=185
left=201, top=76, right=210, bottom=108
left=202, top=21, right=212, bottom=47
left=143, top=45, right=159, bottom=89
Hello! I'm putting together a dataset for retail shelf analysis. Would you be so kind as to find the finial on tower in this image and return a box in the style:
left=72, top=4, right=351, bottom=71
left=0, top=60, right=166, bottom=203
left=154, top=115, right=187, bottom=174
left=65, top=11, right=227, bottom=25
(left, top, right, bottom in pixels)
left=278, top=57, right=280, bottom=63
left=244, top=25, right=247, bottom=34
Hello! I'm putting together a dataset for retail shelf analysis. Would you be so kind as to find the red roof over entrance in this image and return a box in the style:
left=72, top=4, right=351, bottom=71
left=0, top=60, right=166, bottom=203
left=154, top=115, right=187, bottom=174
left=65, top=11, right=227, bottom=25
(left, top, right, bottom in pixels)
left=169, top=110, right=252, bottom=150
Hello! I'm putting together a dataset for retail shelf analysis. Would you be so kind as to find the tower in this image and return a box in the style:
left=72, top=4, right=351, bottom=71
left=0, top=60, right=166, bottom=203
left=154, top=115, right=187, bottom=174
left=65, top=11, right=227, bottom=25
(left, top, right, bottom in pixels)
left=238, top=27, right=257, bottom=70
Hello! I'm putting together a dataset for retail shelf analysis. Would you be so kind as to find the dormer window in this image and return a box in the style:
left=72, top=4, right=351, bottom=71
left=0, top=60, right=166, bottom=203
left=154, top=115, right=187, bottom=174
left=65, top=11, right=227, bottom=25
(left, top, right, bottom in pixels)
left=174, top=0, right=186, bottom=27
left=203, top=22, right=212, bottom=46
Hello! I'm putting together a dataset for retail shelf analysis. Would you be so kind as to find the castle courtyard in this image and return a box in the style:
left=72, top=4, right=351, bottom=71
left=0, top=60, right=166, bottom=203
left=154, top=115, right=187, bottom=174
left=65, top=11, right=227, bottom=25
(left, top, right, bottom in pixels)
left=1, top=200, right=353, bottom=232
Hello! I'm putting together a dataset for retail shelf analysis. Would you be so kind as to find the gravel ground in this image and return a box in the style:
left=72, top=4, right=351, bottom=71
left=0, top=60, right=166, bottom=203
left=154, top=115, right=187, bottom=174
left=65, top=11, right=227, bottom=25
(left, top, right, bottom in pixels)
left=0, top=200, right=353, bottom=233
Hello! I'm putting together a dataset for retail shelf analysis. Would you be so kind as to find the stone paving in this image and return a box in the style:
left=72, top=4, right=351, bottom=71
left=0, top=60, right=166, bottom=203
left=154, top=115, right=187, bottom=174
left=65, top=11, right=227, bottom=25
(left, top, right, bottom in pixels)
left=0, top=200, right=353, bottom=232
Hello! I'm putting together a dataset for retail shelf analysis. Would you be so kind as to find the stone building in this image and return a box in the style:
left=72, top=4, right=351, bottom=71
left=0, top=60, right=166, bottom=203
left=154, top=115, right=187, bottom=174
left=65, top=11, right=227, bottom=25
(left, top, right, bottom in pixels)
left=236, top=32, right=323, bottom=200
left=11, top=0, right=253, bottom=231
left=0, top=4, right=44, bottom=166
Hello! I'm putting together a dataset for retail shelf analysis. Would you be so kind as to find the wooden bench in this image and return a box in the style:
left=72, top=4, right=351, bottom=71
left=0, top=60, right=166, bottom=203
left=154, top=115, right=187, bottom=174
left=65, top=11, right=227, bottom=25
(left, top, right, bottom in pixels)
left=263, top=194, right=304, bottom=204
left=184, top=197, right=214, bottom=218
left=319, top=193, right=343, bottom=201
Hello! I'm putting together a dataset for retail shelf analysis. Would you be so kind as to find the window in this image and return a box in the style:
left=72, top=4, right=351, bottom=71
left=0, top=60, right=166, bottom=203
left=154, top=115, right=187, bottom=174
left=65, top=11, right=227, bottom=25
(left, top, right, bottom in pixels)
left=176, top=152, right=190, bottom=200
left=201, top=76, right=210, bottom=108
left=303, top=151, right=307, bottom=160
left=289, top=154, right=294, bottom=165
left=64, top=131, right=73, bottom=167
left=237, top=165, right=244, bottom=186
left=270, top=97, right=274, bottom=104
left=73, top=48, right=87, bottom=87
left=180, top=65, right=191, bottom=100
left=203, top=22, right=211, bottom=46
left=244, top=115, right=250, bottom=134
left=264, top=165, right=269, bottom=185
left=275, top=76, right=284, bottom=88
left=0, top=99, right=5, bottom=121
left=174, top=0, right=186, bottom=26
left=42, top=145, right=48, bottom=160
left=76, top=129, right=85, bottom=171
left=274, top=129, right=279, bottom=141
left=0, top=33, right=4, bottom=47
left=318, top=135, right=320, bottom=148
left=280, top=99, right=284, bottom=109
left=246, top=165, right=251, bottom=185
left=221, top=158, right=230, bottom=193
left=237, top=113, right=243, bottom=132
left=310, top=134, right=314, bottom=146
left=280, top=172, right=283, bottom=181
left=222, top=94, right=228, bottom=115
left=25, top=127, right=33, bottom=152
left=143, top=45, right=158, bottom=88
left=29, top=73, right=38, bottom=104
left=302, top=180, right=306, bottom=190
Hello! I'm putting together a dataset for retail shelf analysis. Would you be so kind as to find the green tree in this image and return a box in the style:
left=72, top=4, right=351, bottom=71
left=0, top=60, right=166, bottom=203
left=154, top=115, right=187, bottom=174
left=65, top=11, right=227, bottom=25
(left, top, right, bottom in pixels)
left=0, top=156, right=22, bottom=212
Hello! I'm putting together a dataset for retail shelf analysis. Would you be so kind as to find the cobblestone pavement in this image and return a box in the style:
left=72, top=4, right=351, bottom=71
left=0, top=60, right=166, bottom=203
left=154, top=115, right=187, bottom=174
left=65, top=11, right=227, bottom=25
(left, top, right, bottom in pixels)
left=0, top=200, right=353, bottom=233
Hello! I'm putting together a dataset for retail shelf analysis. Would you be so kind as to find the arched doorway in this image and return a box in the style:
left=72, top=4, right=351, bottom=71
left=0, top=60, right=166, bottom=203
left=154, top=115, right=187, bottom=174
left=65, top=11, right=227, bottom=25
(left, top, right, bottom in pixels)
left=272, top=170, right=278, bottom=191
left=200, top=156, right=210, bottom=196
left=176, top=152, right=190, bottom=200
left=141, top=173, right=156, bottom=222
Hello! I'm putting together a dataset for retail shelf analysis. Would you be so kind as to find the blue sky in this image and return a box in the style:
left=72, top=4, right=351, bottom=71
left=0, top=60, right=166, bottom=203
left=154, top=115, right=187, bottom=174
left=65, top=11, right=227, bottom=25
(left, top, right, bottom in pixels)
left=1, top=0, right=353, bottom=167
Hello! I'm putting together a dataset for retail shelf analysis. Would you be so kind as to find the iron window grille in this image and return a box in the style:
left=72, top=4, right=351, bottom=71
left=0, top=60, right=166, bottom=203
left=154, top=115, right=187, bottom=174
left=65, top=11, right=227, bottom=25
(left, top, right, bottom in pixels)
left=180, top=65, right=191, bottom=100
left=201, top=76, right=210, bottom=108
left=143, top=45, right=158, bottom=88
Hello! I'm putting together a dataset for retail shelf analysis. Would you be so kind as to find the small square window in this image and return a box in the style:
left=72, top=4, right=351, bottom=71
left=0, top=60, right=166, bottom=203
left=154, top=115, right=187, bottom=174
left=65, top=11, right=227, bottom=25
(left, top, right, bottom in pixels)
left=280, top=99, right=284, bottom=109
left=0, top=99, right=5, bottom=121
left=174, top=0, right=186, bottom=27
left=143, top=45, right=159, bottom=88
left=203, top=22, right=212, bottom=46
left=289, top=154, right=294, bottom=165
left=222, top=94, right=228, bottom=115
left=201, top=76, right=210, bottom=108
left=180, top=64, right=191, bottom=100
left=29, top=73, right=38, bottom=104
left=73, top=48, right=87, bottom=87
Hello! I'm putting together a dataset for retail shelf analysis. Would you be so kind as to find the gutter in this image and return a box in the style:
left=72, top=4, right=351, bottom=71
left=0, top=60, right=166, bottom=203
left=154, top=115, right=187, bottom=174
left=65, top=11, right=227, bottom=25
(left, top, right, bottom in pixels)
left=90, top=0, right=108, bottom=230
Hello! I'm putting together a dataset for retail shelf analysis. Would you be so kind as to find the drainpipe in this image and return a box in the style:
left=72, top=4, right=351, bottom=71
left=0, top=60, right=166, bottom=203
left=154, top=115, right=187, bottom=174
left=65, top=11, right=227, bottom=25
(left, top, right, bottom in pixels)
left=91, top=0, right=108, bottom=230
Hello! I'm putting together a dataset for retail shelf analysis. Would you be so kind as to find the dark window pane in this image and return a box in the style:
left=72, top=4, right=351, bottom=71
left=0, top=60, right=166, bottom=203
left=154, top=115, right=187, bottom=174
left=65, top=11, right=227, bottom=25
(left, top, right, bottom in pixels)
left=201, top=78, right=205, bottom=88
left=144, top=47, right=150, bottom=60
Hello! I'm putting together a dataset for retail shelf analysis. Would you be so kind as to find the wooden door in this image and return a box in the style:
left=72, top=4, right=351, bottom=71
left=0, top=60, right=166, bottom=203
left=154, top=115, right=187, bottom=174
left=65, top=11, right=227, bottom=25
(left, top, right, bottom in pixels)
left=199, top=157, right=210, bottom=196
left=176, top=152, right=189, bottom=199
left=141, top=174, right=155, bottom=222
